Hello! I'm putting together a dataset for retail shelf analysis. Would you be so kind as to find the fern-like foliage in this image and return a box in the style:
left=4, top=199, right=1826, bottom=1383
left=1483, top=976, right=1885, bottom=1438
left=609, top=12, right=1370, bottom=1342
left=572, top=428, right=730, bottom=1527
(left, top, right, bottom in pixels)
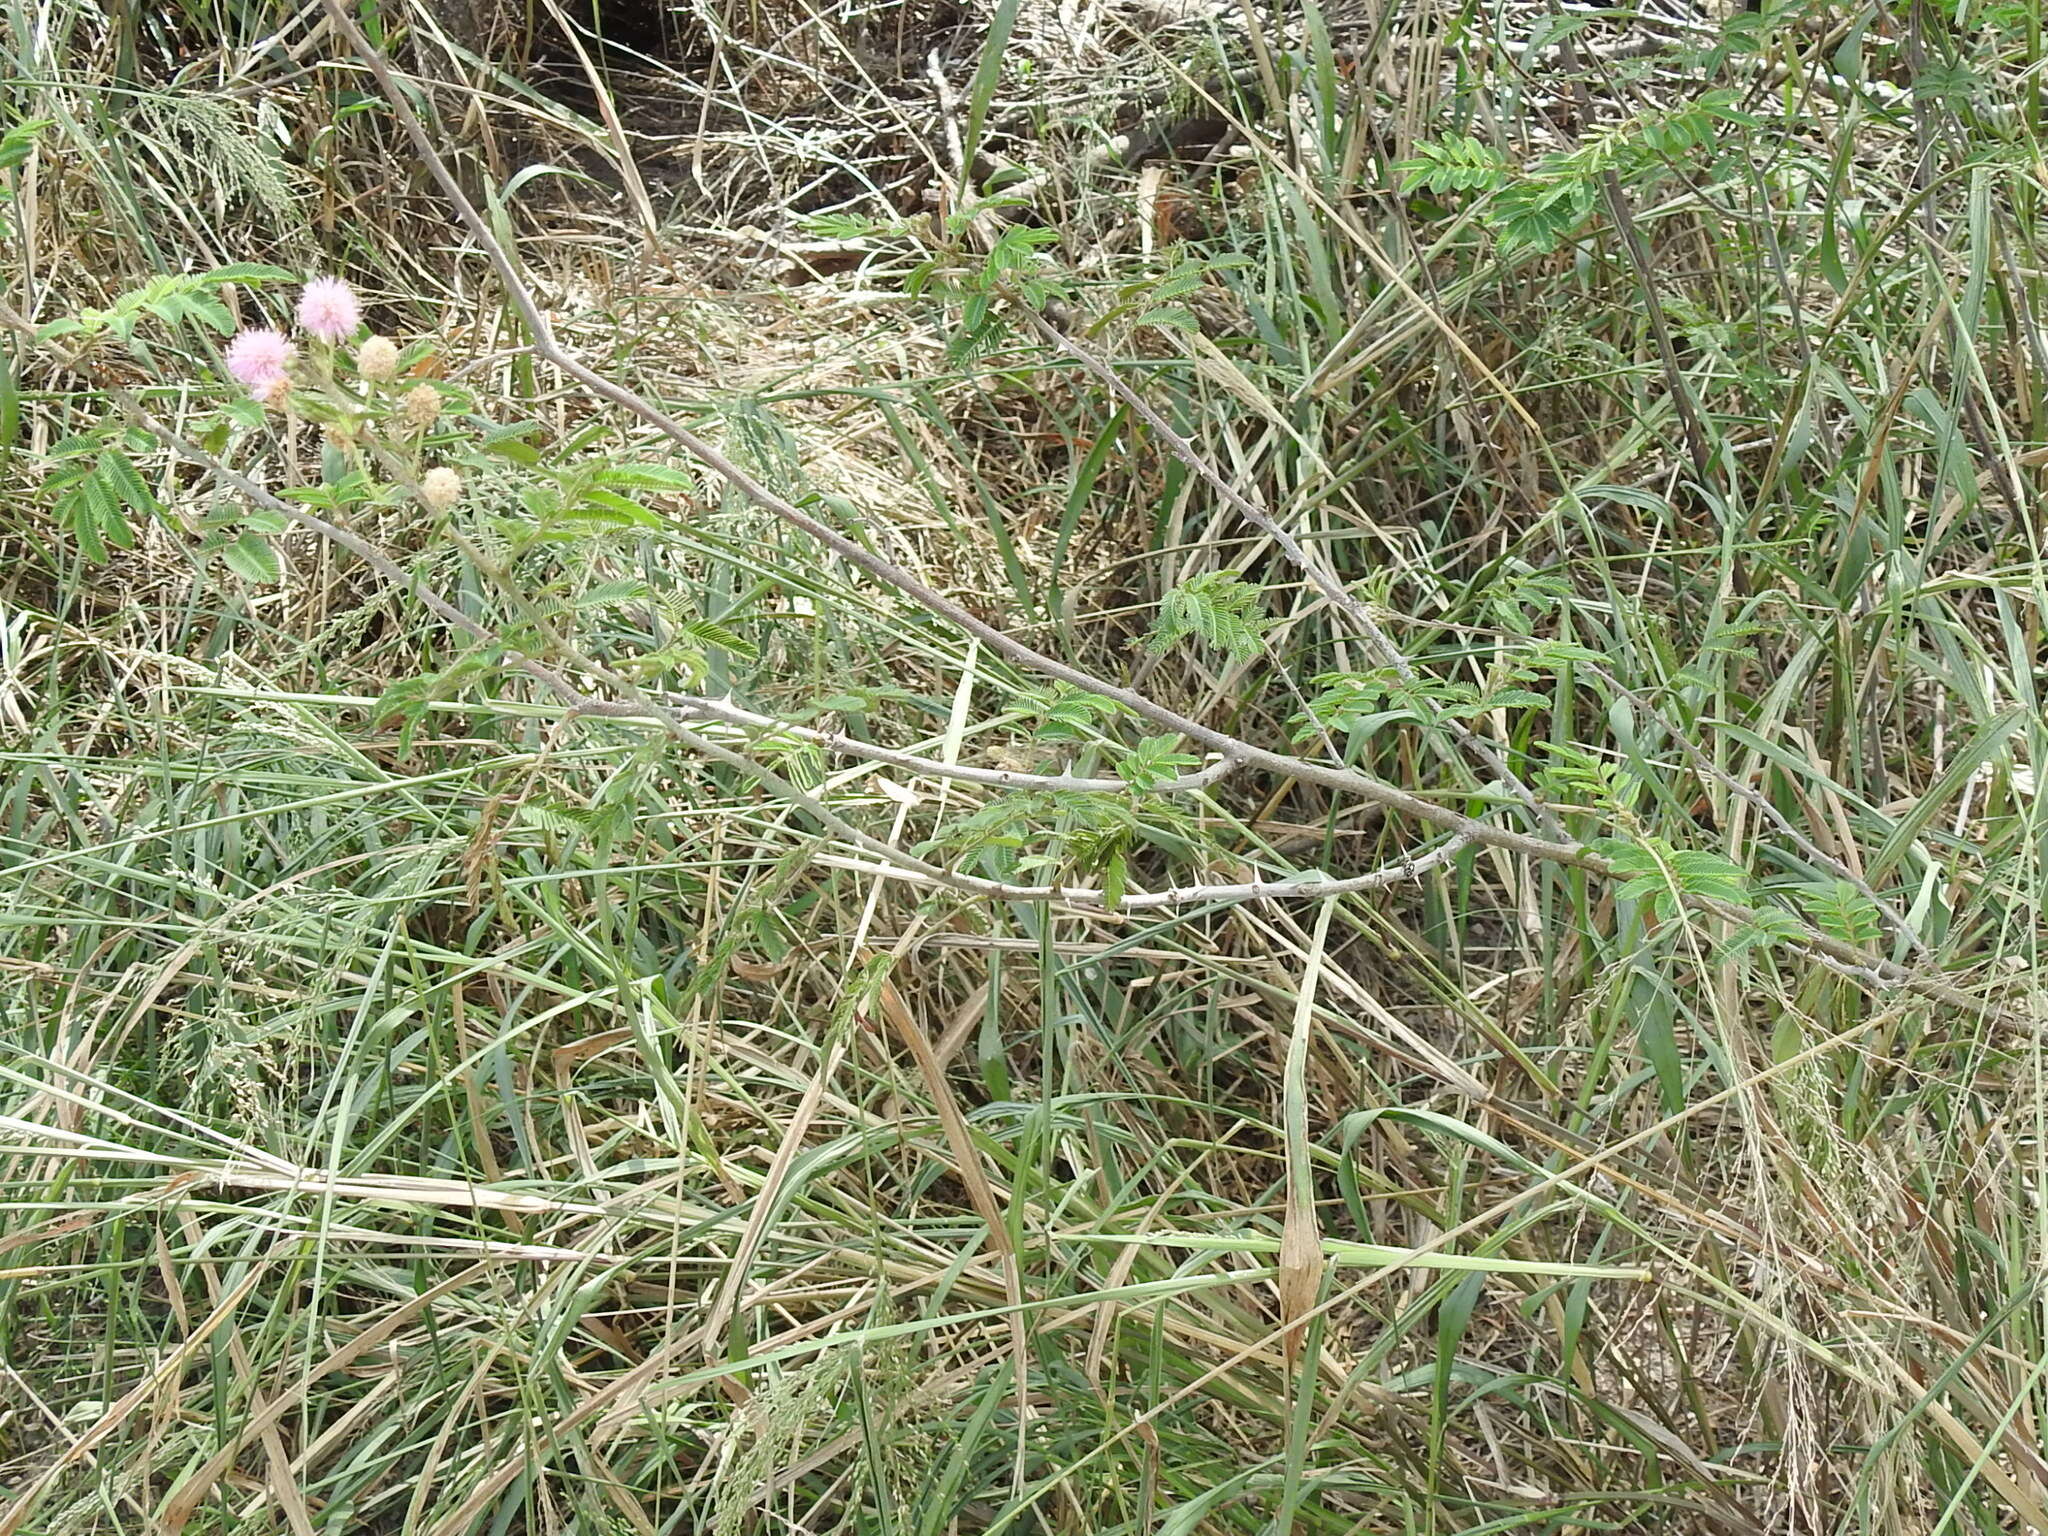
left=38, top=264, right=293, bottom=348
left=906, top=216, right=1068, bottom=362
left=1295, top=666, right=1545, bottom=745
left=1117, top=734, right=1201, bottom=791
left=1720, top=906, right=1809, bottom=962
left=1147, top=572, right=1271, bottom=662
left=1397, top=134, right=1510, bottom=195
left=1592, top=837, right=1752, bottom=922
left=1093, top=253, right=1253, bottom=335
left=40, top=437, right=162, bottom=565
left=1028, top=682, right=1127, bottom=742
left=1396, top=90, right=1755, bottom=254
left=1795, top=880, right=1883, bottom=948
left=1536, top=743, right=1644, bottom=818
left=918, top=788, right=1192, bottom=908
left=372, top=648, right=509, bottom=754
left=919, top=791, right=1060, bottom=861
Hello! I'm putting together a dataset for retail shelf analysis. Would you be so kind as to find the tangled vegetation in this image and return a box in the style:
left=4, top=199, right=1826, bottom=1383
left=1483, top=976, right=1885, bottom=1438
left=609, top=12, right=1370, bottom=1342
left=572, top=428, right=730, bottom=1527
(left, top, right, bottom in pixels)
left=2, top=0, right=2047, bottom=1529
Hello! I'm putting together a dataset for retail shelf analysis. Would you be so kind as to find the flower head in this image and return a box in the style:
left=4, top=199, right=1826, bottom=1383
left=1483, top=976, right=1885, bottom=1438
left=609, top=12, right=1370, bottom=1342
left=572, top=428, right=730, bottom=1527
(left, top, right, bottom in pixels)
left=355, top=334, right=400, bottom=384
left=297, top=276, right=361, bottom=345
left=420, top=466, right=463, bottom=512
left=225, top=328, right=293, bottom=388
left=400, top=383, right=442, bottom=433
left=252, top=374, right=293, bottom=411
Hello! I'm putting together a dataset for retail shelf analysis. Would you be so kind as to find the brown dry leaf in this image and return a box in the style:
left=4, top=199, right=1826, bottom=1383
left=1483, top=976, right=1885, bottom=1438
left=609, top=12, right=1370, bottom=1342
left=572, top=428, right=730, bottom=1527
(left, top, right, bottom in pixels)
left=1277, top=1182, right=1323, bottom=1368
left=1277, top=898, right=1339, bottom=1368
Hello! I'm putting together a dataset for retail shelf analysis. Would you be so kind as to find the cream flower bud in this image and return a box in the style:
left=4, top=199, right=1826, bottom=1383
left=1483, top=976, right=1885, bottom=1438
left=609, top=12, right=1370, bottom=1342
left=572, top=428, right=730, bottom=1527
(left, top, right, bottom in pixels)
left=400, top=383, right=441, bottom=433
left=420, top=466, right=463, bottom=511
left=355, top=334, right=400, bottom=384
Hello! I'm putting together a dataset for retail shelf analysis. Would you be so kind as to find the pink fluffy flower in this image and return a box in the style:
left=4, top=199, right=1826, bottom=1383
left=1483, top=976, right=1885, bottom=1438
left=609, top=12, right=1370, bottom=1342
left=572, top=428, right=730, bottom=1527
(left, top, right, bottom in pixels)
left=297, top=276, right=361, bottom=344
left=224, top=328, right=293, bottom=387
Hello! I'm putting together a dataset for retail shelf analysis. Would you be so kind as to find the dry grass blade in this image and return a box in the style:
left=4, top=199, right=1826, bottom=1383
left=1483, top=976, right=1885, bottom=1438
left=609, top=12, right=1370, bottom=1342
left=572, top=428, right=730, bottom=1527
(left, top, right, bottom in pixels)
left=1275, top=897, right=1334, bottom=1368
